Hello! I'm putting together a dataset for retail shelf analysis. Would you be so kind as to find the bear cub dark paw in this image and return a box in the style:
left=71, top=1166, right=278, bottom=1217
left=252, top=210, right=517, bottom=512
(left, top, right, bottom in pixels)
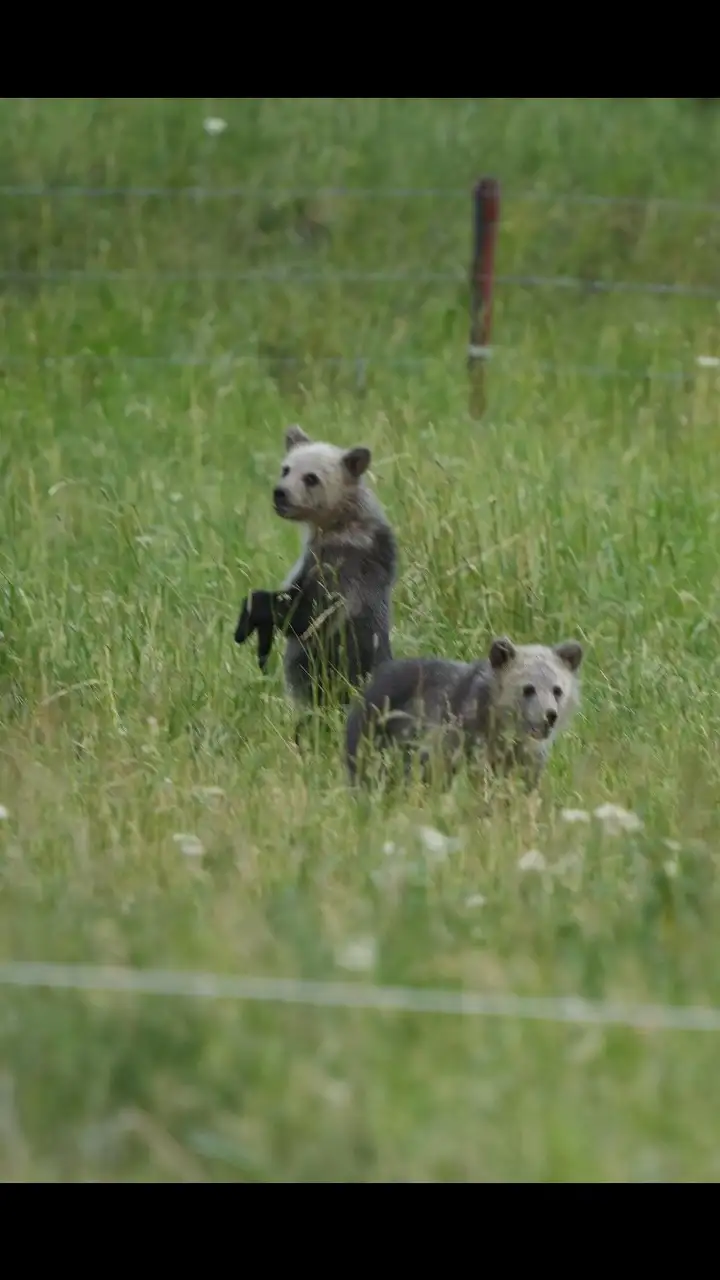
left=234, top=590, right=279, bottom=671
left=234, top=587, right=316, bottom=672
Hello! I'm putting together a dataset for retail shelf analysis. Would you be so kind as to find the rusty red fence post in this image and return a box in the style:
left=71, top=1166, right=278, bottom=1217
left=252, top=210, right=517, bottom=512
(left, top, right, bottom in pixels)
left=468, top=177, right=501, bottom=418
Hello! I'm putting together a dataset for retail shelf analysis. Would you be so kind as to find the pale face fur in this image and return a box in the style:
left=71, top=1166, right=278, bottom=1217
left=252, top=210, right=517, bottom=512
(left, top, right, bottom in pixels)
left=273, top=424, right=371, bottom=530
left=489, top=636, right=583, bottom=746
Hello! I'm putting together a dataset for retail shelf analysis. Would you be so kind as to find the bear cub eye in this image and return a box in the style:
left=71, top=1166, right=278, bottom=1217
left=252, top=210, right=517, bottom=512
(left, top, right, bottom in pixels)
left=552, top=686, right=563, bottom=699
left=304, top=473, right=320, bottom=488
left=522, top=684, right=536, bottom=698
left=281, top=465, right=290, bottom=478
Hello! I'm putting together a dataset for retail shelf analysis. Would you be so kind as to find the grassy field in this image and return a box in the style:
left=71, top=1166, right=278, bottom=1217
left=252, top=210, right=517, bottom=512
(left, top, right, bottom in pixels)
left=2, top=97, right=720, bottom=1182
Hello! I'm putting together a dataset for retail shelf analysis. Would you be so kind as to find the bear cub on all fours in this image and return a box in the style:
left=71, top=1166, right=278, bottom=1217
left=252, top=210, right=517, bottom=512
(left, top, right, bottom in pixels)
left=235, top=424, right=398, bottom=708
left=346, top=635, right=584, bottom=790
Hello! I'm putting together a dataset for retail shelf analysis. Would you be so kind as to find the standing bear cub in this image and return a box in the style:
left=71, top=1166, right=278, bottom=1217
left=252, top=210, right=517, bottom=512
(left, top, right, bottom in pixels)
left=346, top=635, right=584, bottom=790
left=235, top=424, right=398, bottom=708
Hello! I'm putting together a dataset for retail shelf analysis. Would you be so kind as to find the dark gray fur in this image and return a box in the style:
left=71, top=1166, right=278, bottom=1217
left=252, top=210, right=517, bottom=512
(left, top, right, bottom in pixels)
left=283, top=517, right=397, bottom=707
left=346, top=637, right=583, bottom=789
left=346, top=657, right=489, bottom=784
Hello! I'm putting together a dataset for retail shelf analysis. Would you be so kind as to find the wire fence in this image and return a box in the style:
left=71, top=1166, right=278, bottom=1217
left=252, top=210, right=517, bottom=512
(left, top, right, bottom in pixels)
left=1, top=960, right=720, bottom=1032
left=2, top=182, right=720, bottom=213
left=1, top=346, right=717, bottom=386
left=2, top=177, right=719, bottom=389
left=2, top=267, right=719, bottom=299
left=2, top=349, right=717, bottom=390
left=3, top=158, right=720, bottom=1038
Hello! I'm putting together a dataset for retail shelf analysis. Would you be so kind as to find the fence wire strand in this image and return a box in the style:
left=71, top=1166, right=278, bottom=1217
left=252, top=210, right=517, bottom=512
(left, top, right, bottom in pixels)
left=2, top=183, right=720, bottom=213
left=2, top=266, right=719, bottom=299
left=0, top=348, right=713, bottom=385
left=1, top=960, right=720, bottom=1032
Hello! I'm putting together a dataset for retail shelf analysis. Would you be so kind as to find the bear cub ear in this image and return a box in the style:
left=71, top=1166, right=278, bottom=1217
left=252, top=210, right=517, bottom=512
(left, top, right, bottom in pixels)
left=285, top=424, right=311, bottom=452
left=342, top=446, right=371, bottom=479
left=489, top=636, right=517, bottom=669
left=553, top=640, right=584, bottom=672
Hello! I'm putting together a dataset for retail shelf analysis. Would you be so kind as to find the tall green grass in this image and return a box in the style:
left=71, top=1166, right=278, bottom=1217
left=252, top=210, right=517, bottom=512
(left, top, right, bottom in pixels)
left=1, top=98, right=720, bottom=1181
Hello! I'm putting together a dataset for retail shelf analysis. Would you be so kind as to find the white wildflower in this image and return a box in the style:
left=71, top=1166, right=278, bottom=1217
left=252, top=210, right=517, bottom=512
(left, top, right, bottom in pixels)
left=172, top=832, right=204, bottom=857
left=518, top=849, right=547, bottom=872
left=697, top=355, right=720, bottom=369
left=466, top=894, right=487, bottom=909
left=561, top=808, right=590, bottom=825
left=0, top=805, right=9, bottom=820
left=203, top=117, right=228, bottom=136
left=336, top=937, right=377, bottom=973
left=416, top=826, right=461, bottom=860
left=382, top=841, right=396, bottom=856
left=594, top=804, right=643, bottom=836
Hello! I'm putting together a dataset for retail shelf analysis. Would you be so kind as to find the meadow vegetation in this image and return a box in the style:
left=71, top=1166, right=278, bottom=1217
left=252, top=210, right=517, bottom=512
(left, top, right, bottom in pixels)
left=1, top=98, right=720, bottom=1181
